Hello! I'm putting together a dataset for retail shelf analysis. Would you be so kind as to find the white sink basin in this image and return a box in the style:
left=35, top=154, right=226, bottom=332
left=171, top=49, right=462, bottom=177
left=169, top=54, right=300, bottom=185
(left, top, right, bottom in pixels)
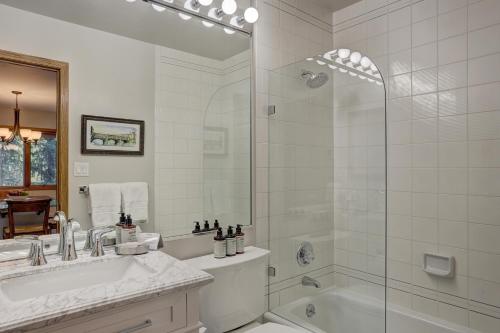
left=0, top=256, right=155, bottom=302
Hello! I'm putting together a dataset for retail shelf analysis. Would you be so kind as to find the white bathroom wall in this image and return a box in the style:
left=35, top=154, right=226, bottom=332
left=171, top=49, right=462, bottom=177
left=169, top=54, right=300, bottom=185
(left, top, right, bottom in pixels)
left=333, top=0, right=500, bottom=331
left=253, top=0, right=336, bottom=308
left=154, top=46, right=251, bottom=237
left=0, top=4, right=156, bottom=231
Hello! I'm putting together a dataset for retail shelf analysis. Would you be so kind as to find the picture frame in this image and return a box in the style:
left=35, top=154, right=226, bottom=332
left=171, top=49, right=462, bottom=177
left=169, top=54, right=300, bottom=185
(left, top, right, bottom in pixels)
left=203, top=126, right=228, bottom=156
left=81, top=115, right=144, bottom=155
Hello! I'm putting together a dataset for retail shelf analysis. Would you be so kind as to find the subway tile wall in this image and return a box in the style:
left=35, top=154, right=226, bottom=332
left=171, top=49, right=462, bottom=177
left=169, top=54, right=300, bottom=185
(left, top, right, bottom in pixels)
left=154, top=46, right=251, bottom=236
left=333, top=0, right=500, bottom=331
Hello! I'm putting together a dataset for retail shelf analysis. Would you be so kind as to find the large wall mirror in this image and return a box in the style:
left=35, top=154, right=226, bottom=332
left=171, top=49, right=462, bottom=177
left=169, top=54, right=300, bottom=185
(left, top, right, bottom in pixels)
left=0, top=50, right=68, bottom=239
left=0, top=0, right=251, bottom=241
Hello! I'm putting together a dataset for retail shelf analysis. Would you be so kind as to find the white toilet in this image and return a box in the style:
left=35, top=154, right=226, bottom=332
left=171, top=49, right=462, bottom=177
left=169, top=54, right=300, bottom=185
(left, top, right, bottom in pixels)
left=185, top=247, right=302, bottom=333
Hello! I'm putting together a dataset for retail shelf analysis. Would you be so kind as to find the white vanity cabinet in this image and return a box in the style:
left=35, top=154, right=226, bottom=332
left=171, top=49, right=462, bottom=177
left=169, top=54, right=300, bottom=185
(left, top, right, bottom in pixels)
left=29, top=289, right=202, bottom=333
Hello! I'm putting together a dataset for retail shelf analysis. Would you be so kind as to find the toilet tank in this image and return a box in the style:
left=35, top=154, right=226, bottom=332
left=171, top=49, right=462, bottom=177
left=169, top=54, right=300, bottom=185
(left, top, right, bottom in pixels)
left=184, top=247, right=270, bottom=333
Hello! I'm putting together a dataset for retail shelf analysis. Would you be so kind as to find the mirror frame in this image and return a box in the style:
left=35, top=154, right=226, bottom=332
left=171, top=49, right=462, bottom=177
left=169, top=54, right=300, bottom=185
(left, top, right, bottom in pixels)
left=0, top=49, right=69, bottom=215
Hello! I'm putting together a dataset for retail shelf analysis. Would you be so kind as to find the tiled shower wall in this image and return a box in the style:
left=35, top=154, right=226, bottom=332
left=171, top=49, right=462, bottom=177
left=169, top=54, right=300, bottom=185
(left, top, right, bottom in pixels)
left=253, top=0, right=336, bottom=307
left=154, top=46, right=250, bottom=236
left=333, top=0, right=500, bottom=331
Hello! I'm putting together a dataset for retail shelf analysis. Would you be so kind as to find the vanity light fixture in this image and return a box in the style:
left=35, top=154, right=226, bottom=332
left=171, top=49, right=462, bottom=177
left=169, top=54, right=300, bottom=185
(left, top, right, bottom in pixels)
left=135, top=0, right=258, bottom=35
left=311, top=49, right=383, bottom=85
left=0, top=91, right=42, bottom=145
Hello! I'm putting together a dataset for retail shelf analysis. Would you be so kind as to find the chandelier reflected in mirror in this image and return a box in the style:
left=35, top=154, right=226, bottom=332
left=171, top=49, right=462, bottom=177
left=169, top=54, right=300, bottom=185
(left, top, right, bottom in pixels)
left=0, top=91, right=42, bottom=145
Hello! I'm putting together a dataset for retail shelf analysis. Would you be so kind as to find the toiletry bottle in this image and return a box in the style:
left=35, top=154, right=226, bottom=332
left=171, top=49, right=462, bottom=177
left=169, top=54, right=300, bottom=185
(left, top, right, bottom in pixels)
left=121, top=214, right=137, bottom=243
left=193, top=221, right=201, bottom=234
left=235, top=224, right=245, bottom=254
left=213, top=219, right=220, bottom=230
left=226, top=226, right=237, bottom=256
left=203, top=220, right=210, bottom=232
left=214, top=228, right=226, bottom=259
left=115, top=212, right=126, bottom=244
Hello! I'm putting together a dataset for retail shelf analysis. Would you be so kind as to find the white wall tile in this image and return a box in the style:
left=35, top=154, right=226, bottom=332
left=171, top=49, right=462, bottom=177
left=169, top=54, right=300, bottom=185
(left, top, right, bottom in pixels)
left=468, top=0, right=500, bottom=31
left=469, top=53, right=500, bottom=86
left=438, top=34, right=467, bottom=65
left=413, top=43, right=438, bottom=71
left=438, top=7, right=467, bottom=40
left=412, top=0, right=437, bottom=23
left=438, top=61, right=468, bottom=90
left=412, top=17, right=438, bottom=46
left=469, top=24, right=500, bottom=58
left=469, top=195, right=500, bottom=225
left=468, top=110, right=500, bottom=140
left=413, top=68, right=438, bottom=95
left=468, top=82, right=500, bottom=114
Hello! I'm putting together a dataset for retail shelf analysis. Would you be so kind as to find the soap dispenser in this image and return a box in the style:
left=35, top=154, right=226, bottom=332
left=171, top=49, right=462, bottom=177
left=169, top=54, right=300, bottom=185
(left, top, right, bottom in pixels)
left=203, top=220, right=211, bottom=232
left=121, top=214, right=137, bottom=243
left=226, top=226, right=236, bottom=256
left=116, top=212, right=126, bottom=244
left=213, top=228, right=226, bottom=259
left=193, top=221, right=201, bottom=234
left=213, top=219, right=220, bottom=230
left=235, top=224, right=245, bottom=254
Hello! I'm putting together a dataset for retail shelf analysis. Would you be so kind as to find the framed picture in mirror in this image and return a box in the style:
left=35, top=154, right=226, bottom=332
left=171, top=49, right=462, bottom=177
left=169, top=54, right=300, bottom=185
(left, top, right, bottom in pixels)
left=81, top=115, right=144, bottom=155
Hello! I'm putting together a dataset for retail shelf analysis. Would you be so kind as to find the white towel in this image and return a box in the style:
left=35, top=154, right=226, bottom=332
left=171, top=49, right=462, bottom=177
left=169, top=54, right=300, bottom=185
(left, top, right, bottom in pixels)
left=121, top=182, right=149, bottom=223
left=88, top=183, right=121, bottom=227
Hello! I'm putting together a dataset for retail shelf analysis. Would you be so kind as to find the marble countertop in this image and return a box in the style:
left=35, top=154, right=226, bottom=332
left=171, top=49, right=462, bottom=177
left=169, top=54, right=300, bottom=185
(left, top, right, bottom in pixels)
left=0, top=250, right=213, bottom=333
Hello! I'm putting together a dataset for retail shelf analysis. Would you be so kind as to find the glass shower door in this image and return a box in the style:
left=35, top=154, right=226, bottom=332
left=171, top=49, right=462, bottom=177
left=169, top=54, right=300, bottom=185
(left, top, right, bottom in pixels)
left=267, top=50, right=387, bottom=333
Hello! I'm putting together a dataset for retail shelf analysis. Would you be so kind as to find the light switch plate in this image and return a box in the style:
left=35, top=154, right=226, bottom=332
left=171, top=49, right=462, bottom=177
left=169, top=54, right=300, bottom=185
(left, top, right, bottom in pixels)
left=74, top=162, right=89, bottom=177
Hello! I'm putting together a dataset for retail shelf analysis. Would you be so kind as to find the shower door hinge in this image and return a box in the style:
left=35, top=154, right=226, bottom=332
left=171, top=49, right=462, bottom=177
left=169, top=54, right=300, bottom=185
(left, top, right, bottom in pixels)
left=268, top=266, right=276, bottom=277
left=268, top=105, right=276, bottom=116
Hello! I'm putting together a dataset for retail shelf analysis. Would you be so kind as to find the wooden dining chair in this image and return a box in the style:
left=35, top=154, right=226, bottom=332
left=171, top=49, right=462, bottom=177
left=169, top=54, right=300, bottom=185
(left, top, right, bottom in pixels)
left=2, top=196, right=52, bottom=239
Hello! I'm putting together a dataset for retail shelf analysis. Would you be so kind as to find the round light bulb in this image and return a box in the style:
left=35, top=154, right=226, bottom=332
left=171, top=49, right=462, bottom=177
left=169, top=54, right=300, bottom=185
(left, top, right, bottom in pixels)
left=208, top=8, right=223, bottom=20
left=360, top=56, right=372, bottom=69
left=221, top=0, right=237, bottom=15
left=338, top=48, right=351, bottom=59
left=350, top=52, right=362, bottom=64
left=198, top=0, right=213, bottom=5
left=151, top=3, right=166, bottom=12
left=244, top=7, right=259, bottom=23
left=370, top=63, right=378, bottom=72
left=224, top=27, right=236, bottom=35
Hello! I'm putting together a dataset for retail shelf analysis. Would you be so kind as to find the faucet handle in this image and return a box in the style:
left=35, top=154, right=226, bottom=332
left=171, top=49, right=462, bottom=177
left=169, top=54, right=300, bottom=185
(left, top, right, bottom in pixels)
left=30, top=240, right=47, bottom=266
left=90, top=228, right=114, bottom=257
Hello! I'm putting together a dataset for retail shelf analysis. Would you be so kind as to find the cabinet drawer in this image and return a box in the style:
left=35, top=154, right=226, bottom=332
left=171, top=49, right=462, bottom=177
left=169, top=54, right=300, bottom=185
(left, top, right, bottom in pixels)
left=43, top=292, right=187, bottom=333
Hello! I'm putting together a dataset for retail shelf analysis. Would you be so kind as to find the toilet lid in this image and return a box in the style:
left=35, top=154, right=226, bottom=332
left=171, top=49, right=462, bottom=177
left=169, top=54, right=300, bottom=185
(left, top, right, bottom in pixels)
left=244, top=323, right=304, bottom=333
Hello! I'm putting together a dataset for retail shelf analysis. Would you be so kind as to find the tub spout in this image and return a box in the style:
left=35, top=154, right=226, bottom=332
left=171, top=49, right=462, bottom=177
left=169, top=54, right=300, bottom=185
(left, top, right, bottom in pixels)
left=302, top=276, right=321, bottom=288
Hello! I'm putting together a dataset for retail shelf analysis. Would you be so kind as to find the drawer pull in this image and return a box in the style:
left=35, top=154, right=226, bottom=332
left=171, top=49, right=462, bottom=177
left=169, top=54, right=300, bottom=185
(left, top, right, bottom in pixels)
left=117, top=319, right=152, bottom=333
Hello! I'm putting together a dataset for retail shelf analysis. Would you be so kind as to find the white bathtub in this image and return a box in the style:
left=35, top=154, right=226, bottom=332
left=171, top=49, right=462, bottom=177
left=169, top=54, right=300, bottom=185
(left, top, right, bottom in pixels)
left=265, top=288, right=479, bottom=333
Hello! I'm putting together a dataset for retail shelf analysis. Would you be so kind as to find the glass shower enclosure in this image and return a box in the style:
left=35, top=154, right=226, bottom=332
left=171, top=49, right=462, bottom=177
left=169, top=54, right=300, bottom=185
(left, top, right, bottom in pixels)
left=266, top=49, right=387, bottom=333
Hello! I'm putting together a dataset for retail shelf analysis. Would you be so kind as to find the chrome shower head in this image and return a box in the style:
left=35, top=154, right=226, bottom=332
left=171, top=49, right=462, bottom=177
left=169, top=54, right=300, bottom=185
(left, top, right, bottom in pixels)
left=301, top=70, right=329, bottom=89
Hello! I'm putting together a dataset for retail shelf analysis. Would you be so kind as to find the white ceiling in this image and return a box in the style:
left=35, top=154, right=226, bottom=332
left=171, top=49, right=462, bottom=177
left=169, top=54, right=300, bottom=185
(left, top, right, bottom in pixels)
left=0, top=61, right=57, bottom=115
left=0, top=0, right=251, bottom=61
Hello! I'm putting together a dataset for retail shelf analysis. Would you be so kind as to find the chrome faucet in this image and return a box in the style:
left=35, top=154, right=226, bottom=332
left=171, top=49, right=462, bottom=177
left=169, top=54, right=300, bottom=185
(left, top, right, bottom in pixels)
left=54, top=211, right=77, bottom=261
left=84, top=226, right=115, bottom=251
left=302, top=276, right=321, bottom=288
left=30, top=239, right=47, bottom=266
left=91, top=227, right=114, bottom=257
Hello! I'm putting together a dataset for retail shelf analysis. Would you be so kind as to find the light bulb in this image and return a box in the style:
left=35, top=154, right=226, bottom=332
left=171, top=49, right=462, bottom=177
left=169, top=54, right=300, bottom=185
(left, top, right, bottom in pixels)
left=198, top=0, right=213, bottom=5
left=338, top=49, right=351, bottom=59
left=230, top=16, right=244, bottom=28
left=179, top=12, right=192, bottom=20
left=244, top=7, right=259, bottom=23
left=360, top=56, right=372, bottom=69
left=221, top=0, right=237, bottom=15
left=151, top=3, right=166, bottom=12
left=185, top=0, right=200, bottom=12
left=224, top=27, right=235, bottom=34
left=125, top=0, right=136, bottom=2
left=208, top=7, right=223, bottom=20
left=306, top=57, right=314, bottom=61
left=370, top=63, right=378, bottom=72
left=202, top=20, right=214, bottom=27
left=350, top=52, right=361, bottom=64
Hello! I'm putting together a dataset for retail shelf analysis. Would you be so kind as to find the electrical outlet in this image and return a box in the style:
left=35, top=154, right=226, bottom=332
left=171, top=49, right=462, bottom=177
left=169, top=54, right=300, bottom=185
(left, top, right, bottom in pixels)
left=74, top=162, right=89, bottom=177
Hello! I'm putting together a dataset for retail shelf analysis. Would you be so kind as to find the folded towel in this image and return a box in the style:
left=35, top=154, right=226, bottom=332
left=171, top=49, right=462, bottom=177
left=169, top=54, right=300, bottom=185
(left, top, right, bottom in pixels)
left=121, top=182, right=149, bottom=223
left=88, top=183, right=121, bottom=227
